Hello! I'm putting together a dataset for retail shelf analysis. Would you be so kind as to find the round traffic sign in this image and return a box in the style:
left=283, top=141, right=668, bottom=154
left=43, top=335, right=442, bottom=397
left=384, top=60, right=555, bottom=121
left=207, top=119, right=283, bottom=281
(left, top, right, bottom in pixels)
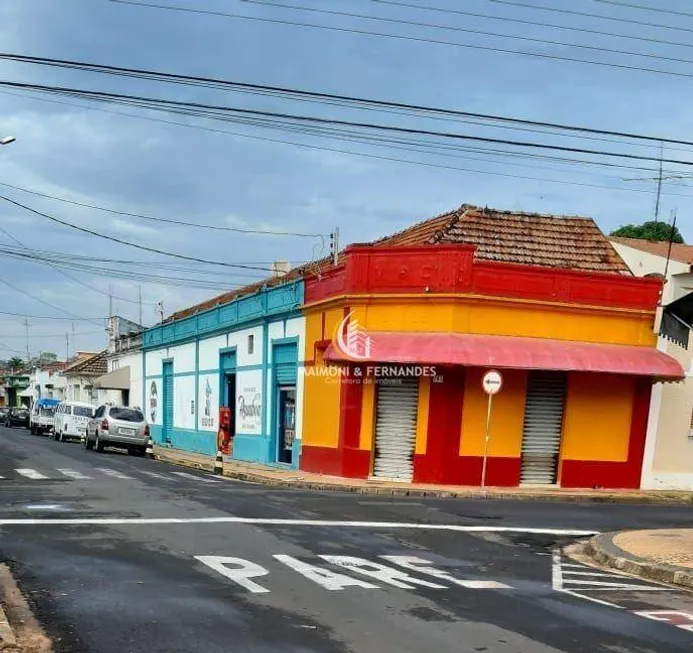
left=482, top=369, right=503, bottom=395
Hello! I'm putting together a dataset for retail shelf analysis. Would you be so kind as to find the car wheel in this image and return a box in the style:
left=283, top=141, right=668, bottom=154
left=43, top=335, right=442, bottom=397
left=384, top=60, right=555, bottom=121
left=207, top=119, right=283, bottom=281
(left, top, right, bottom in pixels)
left=95, top=434, right=105, bottom=453
left=56, top=431, right=62, bottom=443
left=84, top=433, right=94, bottom=451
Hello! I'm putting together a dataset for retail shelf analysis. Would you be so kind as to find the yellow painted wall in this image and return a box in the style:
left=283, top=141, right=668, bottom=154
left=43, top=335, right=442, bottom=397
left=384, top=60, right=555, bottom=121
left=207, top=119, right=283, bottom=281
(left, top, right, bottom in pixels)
left=360, top=380, right=376, bottom=451
left=460, top=368, right=528, bottom=457
left=561, top=373, right=634, bottom=462
left=415, top=376, right=431, bottom=454
left=351, top=298, right=655, bottom=347
left=301, top=308, right=346, bottom=450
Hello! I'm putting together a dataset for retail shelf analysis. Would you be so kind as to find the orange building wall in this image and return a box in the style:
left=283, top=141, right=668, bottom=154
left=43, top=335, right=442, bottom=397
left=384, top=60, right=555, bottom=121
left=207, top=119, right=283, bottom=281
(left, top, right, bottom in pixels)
left=301, top=296, right=652, bottom=486
left=459, top=368, right=527, bottom=458
left=561, top=373, right=634, bottom=464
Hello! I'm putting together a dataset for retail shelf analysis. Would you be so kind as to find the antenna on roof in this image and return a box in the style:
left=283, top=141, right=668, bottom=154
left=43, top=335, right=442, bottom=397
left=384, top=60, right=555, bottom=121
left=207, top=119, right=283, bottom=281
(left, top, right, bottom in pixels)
left=663, top=208, right=677, bottom=283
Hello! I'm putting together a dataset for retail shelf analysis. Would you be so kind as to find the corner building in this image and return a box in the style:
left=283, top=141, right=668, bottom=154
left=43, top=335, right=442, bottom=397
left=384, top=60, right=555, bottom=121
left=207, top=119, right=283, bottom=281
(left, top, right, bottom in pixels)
left=300, top=206, right=684, bottom=489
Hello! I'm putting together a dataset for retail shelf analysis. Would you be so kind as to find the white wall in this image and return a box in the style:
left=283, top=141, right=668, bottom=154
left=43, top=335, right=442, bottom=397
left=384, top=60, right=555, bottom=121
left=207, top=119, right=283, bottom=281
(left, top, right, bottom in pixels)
left=230, top=325, right=263, bottom=367
left=168, top=343, right=195, bottom=373
left=198, top=335, right=226, bottom=370
left=174, top=376, right=196, bottom=430
left=145, top=348, right=167, bottom=378
left=236, top=368, right=263, bottom=435
left=198, top=373, right=218, bottom=431
left=146, top=377, right=163, bottom=426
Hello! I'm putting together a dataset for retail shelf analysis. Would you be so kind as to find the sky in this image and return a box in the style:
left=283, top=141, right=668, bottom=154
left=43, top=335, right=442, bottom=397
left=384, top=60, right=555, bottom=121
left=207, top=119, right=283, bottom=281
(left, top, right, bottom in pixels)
left=1, top=0, right=693, bottom=359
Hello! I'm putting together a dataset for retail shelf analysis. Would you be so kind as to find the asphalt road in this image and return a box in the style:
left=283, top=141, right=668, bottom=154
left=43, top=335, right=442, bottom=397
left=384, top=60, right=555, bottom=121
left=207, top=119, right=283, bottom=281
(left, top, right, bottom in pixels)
left=1, top=425, right=693, bottom=653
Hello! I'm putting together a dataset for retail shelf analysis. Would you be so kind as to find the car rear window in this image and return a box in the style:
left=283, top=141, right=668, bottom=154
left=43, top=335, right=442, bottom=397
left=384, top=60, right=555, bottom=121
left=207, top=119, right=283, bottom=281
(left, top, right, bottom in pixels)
left=109, top=408, right=144, bottom=422
left=73, top=406, right=94, bottom=417
left=40, top=407, right=55, bottom=416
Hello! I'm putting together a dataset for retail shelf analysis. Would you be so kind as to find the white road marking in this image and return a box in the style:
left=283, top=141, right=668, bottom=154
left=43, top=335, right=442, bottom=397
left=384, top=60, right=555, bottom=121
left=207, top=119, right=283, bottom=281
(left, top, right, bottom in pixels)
left=561, top=571, right=618, bottom=577
left=170, top=471, right=220, bottom=484
left=15, top=468, right=48, bottom=480
left=0, top=475, right=4, bottom=479
left=381, top=555, right=512, bottom=589
left=552, top=550, right=621, bottom=608
left=319, top=556, right=448, bottom=589
left=195, top=556, right=270, bottom=594
left=57, top=469, right=92, bottom=480
left=96, top=468, right=132, bottom=480
left=562, top=579, right=670, bottom=590
left=0, top=517, right=600, bottom=533
left=138, top=470, right=172, bottom=480
left=273, top=555, right=379, bottom=591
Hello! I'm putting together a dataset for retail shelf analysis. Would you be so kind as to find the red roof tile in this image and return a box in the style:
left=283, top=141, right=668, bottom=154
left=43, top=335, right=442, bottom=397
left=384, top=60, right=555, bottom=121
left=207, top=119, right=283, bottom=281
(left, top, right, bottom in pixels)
left=62, top=351, right=108, bottom=377
left=374, top=205, right=630, bottom=274
left=610, top=236, right=693, bottom=265
left=166, top=203, right=629, bottom=322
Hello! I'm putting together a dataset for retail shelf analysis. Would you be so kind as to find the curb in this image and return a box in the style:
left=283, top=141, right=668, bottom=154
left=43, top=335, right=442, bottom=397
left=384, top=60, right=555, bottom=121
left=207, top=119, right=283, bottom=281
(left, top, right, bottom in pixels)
left=0, top=603, right=18, bottom=652
left=584, top=533, right=693, bottom=590
left=152, top=450, right=693, bottom=504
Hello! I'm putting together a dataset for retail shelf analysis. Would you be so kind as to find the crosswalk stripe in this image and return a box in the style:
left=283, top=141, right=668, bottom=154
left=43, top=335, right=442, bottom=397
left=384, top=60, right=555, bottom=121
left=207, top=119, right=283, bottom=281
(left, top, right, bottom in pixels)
left=562, top=571, right=619, bottom=577
left=57, top=469, right=92, bottom=480
left=170, top=471, right=220, bottom=484
left=138, top=470, right=172, bottom=480
left=16, top=468, right=48, bottom=480
left=96, top=468, right=132, bottom=480
left=563, top=579, right=667, bottom=589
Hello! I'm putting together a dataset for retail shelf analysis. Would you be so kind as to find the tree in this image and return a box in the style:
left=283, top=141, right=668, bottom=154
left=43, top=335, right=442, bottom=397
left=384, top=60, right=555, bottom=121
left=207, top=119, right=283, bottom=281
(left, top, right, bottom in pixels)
left=610, top=220, right=684, bottom=244
left=8, top=357, right=24, bottom=370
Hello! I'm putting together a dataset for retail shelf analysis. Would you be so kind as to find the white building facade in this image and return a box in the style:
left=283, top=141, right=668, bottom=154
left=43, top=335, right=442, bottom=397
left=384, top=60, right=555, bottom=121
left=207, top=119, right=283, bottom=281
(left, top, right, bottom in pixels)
left=142, top=279, right=305, bottom=466
left=611, top=237, right=693, bottom=490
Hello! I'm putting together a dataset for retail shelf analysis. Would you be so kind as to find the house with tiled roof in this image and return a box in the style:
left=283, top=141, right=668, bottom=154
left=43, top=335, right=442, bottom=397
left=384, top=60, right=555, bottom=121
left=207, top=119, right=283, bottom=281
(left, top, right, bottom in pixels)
left=609, top=235, right=693, bottom=490
left=142, top=202, right=684, bottom=489
left=60, top=351, right=109, bottom=404
left=300, top=204, right=683, bottom=490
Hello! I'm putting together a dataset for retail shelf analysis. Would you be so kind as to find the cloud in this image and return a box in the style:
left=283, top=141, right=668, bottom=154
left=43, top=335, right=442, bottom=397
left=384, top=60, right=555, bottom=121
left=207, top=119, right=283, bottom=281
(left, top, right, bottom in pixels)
left=110, top=218, right=157, bottom=236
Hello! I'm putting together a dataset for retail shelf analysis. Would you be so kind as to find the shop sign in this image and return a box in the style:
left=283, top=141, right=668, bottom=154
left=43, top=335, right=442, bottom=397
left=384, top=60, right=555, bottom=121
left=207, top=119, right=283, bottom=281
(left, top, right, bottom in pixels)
left=237, top=385, right=262, bottom=434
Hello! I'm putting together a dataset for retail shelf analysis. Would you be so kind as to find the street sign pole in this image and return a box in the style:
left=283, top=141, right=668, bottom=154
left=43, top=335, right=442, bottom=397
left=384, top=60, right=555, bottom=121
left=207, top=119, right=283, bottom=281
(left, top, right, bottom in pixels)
left=480, top=369, right=502, bottom=489
left=481, top=393, right=493, bottom=488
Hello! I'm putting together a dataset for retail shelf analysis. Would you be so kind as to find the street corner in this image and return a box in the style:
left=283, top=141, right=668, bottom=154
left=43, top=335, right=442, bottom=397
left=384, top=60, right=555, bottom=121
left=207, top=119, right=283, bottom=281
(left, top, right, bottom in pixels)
left=0, top=564, right=51, bottom=653
left=580, top=529, right=693, bottom=590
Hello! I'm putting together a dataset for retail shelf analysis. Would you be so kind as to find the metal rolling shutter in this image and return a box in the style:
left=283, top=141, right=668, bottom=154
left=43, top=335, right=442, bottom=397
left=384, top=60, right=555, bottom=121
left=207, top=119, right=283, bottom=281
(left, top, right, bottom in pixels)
left=372, top=379, right=419, bottom=481
left=520, top=372, right=566, bottom=485
left=274, top=343, right=298, bottom=385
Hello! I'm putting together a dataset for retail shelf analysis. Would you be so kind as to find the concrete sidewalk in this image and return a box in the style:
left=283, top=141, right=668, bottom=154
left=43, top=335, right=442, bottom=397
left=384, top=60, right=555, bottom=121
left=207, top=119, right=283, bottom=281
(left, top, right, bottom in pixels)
left=152, top=444, right=693, bottom=504
left=584, top=530, right=693, bottom=589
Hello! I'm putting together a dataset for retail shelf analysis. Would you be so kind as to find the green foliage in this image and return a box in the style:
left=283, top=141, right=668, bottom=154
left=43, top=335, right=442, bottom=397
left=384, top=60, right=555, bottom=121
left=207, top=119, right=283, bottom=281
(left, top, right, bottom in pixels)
left=610, top=220, right=684, bottom=244
left=7, top=357, right=24, bottom=369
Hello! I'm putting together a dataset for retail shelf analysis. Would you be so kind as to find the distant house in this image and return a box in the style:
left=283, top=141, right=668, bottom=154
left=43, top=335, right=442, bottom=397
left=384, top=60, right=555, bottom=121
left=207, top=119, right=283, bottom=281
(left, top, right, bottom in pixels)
left=610, top=236, right=693, bottom=490
left=93, top=316, right=143, bottom=407
left=60, top=351, right=108, bottom=405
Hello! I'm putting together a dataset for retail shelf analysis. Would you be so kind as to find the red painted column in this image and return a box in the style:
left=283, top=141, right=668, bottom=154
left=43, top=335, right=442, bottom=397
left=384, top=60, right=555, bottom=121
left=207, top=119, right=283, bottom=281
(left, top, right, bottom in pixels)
left=626, top=377, right=652, bottom=489
left=414, top=368, right=465, bottom=484
left=338, top=364, right=368, bottom=478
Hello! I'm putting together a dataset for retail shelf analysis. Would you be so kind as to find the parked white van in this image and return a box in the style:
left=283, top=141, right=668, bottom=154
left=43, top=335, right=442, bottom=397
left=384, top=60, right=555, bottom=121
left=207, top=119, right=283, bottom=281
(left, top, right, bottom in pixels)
left=53, top=401, right=97, bottom=443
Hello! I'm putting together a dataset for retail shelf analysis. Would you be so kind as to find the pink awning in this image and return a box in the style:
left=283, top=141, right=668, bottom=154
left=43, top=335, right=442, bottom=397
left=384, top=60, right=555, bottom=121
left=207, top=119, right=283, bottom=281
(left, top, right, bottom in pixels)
left=324, top=332, right=684, bottom=380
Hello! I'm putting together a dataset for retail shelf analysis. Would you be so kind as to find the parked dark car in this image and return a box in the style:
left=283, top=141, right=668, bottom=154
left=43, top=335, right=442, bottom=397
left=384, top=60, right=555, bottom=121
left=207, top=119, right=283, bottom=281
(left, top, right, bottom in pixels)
left=5, top=407, right=30, bottom=428
left=0, top=407, right=9, bottom=422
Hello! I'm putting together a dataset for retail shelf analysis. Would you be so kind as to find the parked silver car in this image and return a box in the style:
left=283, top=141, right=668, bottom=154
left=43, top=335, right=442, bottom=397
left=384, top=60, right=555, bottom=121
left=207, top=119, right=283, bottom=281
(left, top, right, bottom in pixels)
left=84, top=405, right=149, bottom=456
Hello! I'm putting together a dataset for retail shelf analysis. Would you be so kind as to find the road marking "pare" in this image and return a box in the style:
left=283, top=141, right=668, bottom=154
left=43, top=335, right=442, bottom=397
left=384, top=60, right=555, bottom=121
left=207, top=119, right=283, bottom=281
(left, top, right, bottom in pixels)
left=194, top=554, right=512, bottom=594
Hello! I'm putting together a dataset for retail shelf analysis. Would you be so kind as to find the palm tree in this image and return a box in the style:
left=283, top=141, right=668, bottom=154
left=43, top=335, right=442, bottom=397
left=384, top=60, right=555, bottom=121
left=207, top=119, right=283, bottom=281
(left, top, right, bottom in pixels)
left=8, top=356, right=24, bottom=371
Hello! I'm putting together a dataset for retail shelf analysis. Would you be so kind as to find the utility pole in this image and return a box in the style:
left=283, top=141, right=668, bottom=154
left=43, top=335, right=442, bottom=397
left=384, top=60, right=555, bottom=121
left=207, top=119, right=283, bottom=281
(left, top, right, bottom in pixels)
left=155, top=301, right=164, bottom=324
left=654, top=143, right=664, bottom=223
left=24, top=316, right=30, bottom=364
left=330, top=226, right=340, bottom=266
left=138, top=284, right=143, bottom=327
left=108, top=285, right=113, bottom=318
left=663, top=209, right=677, bottom=281
left=65, top=332, right=69, bottom=362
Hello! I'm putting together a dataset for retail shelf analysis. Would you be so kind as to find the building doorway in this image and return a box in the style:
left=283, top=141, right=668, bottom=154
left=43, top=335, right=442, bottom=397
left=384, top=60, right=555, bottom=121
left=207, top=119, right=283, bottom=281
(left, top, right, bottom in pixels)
left=277, top=386, right=296, bottom=464
left=223, top=372, right=236, bottom=435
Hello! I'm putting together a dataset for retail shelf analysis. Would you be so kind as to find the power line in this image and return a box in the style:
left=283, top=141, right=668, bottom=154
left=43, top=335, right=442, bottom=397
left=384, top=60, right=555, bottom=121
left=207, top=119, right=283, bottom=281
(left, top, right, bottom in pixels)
left=0, top=180, right=322, bottom=237
left=5, top=53, right=693, bottom=148
left=0, top=309, right=105, bottom=322
left=242, top=0, right=693, bottom=68
left=0, top=222, right=157, bottom=306
left=369, top=0, right=693, bottom=50
left=106, top=0, right=693, bottom=78
left=0, top=330, right=103, bottom=339
left=0, top=196, right=276, bottom=272
left=2, top=81, right=691, bottom=166
left=6, top=87, right=692, bottom=200
left=591, top=0, right=693, bottom=19
left=486, top=0, right=693, bottom=34
left=0, top=276, right=100, bottom=325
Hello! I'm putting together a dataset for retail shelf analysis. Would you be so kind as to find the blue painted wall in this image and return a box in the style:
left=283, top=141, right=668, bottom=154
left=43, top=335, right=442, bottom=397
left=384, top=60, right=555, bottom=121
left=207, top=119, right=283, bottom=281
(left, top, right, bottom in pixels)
left=143, top=279, right=303, bottom=466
